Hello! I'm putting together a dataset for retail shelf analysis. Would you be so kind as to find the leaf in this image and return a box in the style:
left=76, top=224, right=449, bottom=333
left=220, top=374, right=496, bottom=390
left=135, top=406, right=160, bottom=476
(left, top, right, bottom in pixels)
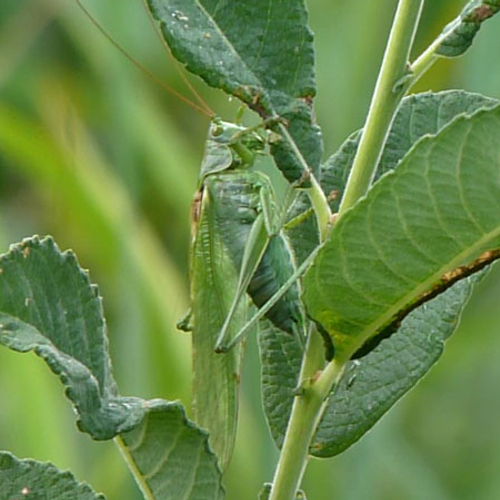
left=304, top=103, right=500, bottom=360
left=0, top=236, right=131, bottom=440
left=261, top=274, right=484, bottom=457
left=436, top=0, right=500, bottom=57
left=376, top=91, right=498, bottom=176
left=119, top=401, right=224, bottom=500
left=0, top=452, right=105, bottom=499
left=285, top=191, right=320, bottom=266
left=0, top=236, right=224, bottom=500
left=146, top=0, right=323, bottom=182
left=311, top=274, right=481, bottom=457
left=321, top=90, right=498, bottom=212
left=259, top=319, right=302, bottom=450
left=260, top=91, right=499, bottom=455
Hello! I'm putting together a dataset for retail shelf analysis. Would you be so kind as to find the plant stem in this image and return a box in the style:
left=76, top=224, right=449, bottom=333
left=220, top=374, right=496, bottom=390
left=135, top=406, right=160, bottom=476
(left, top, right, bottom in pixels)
left=268, top=330, right=347, bottom=500
left=338, top=0, right=425, bottom=215
left=306, top=176, right=332, bottom=241
left=409, top=37, right=442, bottom=87
left=278, top=123, right=332, bottom=241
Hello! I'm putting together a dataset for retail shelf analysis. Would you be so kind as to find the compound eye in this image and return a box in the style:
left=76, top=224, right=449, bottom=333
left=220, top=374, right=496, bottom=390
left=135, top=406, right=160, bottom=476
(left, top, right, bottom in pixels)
left=211, top=123, right=224, bottom=137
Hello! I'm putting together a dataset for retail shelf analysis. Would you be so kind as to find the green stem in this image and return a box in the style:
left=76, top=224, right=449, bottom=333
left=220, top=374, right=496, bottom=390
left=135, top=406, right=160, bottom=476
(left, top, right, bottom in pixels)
left=338, top=0, right=425, bottom=215
left=409, top=37, right=442, bottom=87
left=268, top=330, right=347, bottom=500
left=306, top=176, right=332, bottom=241
left=277, top=123, right=332, bottom=240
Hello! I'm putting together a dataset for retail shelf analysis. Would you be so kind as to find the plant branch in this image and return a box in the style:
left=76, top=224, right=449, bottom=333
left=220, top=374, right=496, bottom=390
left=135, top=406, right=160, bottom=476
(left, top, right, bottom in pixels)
left=338, top=0, right=425, bottom=215
left=268, top=329, right=347, bottom=500
left=409, top=35, right=443, bottom=87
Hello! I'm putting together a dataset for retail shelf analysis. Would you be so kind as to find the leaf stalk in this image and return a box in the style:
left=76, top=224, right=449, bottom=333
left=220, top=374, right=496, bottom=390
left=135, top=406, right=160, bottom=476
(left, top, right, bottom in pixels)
left=277, top=123, right=332, bottom=240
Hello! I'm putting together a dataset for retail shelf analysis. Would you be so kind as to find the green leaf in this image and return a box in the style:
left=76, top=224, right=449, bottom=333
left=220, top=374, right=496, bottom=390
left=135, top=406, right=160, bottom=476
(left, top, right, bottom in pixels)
left=311, top=274, right=481, bottom=457
left=260, top=274, right=484, bottom=457
left=260, top=92, right=499, bottom=454
left=436, top=0, right=500, bottom=57
left=321, top=90, right=498, bottom=212
left=0, top=236, right=132, bottom=440
left=259, top=319, right=302, bottom=450
left=118, top=401, right=224, bottom=500
left=285, top=191, right=320, bottom=266
left=0, top=237, right=224, bottom=500
left=0, top=452, right=105, bottom=499
left=304, top=103, right=500, bottom=360
left=146, top=0, right=322, bottom=182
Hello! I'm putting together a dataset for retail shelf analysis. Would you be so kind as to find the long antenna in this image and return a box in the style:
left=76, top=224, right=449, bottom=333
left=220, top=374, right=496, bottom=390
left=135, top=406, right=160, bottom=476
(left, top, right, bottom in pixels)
left=75, top=0, right=215, bottom=118
left=141, top=0, right=214, bottom=118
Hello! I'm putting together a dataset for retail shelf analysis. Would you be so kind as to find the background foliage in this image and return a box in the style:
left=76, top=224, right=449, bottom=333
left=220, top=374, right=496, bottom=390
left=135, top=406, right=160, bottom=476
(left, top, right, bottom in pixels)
left=0, top=1, right=499, bottom=499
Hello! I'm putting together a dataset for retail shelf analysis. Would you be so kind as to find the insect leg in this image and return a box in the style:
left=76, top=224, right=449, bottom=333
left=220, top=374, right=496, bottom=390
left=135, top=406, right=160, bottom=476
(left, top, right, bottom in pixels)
left=216, top=243, right=323, bottom=353
left=214, top=212, right=271, bottom=352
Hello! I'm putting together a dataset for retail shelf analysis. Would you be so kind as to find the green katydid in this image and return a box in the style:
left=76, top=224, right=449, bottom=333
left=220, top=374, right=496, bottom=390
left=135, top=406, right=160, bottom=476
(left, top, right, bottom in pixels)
left=186, top=118, right=317, bottom=468
left=195, top=120, right=308, bottom=350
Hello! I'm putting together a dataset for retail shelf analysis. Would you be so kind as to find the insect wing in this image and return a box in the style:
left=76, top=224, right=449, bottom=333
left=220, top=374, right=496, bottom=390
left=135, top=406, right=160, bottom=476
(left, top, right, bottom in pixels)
left=190, top=182, right=253, bottom=470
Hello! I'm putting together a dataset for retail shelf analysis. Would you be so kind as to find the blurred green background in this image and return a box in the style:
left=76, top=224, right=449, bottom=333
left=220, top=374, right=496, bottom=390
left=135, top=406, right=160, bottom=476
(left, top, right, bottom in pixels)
left=0, top=1, right=499, bottom=499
